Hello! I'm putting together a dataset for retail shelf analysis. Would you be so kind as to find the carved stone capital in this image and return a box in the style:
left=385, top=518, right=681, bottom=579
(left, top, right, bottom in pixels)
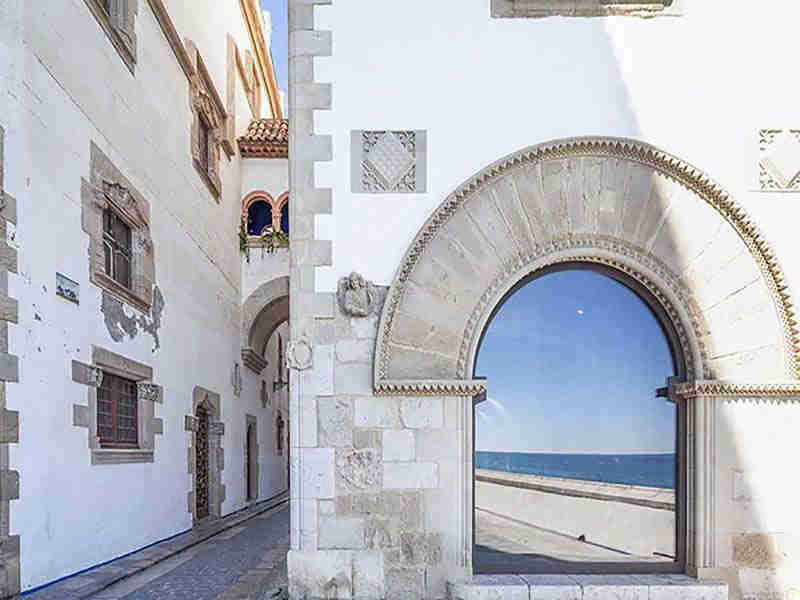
left=287, top=338, right=312, bottom=371
left=337, top=272, right=378, bottom=317
left=209, top=421, right=225, bottom=437
left=137, top=382, right=162, bottom=403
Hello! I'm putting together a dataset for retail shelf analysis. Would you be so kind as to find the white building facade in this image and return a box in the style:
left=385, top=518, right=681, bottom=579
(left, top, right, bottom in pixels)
left=0, top=0, right=291, bottom=595
left=286, top=1, right=800, bottom=599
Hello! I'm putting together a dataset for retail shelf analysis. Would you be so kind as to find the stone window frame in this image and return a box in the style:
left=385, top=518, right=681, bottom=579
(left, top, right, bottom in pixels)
left=187, top=40, right=230, bottom=201
left=82, top=142, right=155, bottom=313
left=242, top=190, right=290, bottom=248
left=72, top=346, right=163, bottom=465
left=83, top=0, right=138, bottom=73
left=490, top=0, right=685, bottom=18
left=244, top=414, right=259, bottom=503
left=185, top=387, right=226, bottom=525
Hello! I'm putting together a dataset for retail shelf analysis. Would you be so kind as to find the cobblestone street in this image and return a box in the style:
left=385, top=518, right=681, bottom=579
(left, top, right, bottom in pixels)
left=26, top=499, right=289, bottom=600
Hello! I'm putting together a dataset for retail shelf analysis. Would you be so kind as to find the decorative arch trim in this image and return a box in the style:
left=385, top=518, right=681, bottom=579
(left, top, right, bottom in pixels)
left=241, top=276, right=289, bottom=374
left=242, top=190, right=275, bottom=217
left=374, top=137, right=800, bottom=395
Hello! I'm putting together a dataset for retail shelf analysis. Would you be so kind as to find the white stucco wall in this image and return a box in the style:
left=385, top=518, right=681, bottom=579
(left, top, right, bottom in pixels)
left=243, top=157, right=289, bottom=201
left=312, top=0, right=800, bottom=300
left=2, top=1, right=289, bottom=591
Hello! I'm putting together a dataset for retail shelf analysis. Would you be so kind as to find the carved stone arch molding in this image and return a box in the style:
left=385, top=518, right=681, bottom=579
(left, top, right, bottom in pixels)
left=375, top=137, right=800, bottom=396
left=241, top=276, right=290, bottom=374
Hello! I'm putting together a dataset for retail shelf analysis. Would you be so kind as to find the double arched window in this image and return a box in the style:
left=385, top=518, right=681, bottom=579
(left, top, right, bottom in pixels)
left=242, top=191, right=289, bottom=237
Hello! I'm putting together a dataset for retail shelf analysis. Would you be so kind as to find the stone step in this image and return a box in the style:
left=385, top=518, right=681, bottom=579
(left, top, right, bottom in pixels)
left=448, top=574, right=728, bottom=600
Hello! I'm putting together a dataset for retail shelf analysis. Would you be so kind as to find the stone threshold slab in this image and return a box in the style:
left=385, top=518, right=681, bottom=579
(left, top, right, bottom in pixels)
left=23, top=491, right=289, bottom=600
left=449, top=574, right=728, bottom=600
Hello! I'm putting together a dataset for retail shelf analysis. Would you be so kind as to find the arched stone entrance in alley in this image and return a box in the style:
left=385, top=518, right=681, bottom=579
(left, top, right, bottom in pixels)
left=374, top=137, right=800, bottom=578
left=242, top=276, right=289, bottom=375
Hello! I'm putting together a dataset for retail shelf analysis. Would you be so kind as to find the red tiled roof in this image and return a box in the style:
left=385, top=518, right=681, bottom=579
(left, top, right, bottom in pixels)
left=238, top=119, right=288, bottom=158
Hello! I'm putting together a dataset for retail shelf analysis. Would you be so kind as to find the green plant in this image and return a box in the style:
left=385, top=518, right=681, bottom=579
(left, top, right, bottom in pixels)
left=239, top=217, right=250, bottom=263
left=259, top=229, right=289, bottom=256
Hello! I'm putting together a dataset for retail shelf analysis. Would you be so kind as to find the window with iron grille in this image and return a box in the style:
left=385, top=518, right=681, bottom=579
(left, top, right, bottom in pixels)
left=97, top=372, right=139, bottom=448
left=103, top=208, right=132, bottom=290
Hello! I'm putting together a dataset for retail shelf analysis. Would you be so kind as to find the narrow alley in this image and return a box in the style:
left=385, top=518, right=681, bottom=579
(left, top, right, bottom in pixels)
left=25, top=497, right=289, bottom=600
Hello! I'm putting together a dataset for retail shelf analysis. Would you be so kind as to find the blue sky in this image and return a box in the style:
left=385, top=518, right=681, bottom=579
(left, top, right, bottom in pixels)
left=475, top=270, right=677, bottom=455
left=260, top=0, right=288, bottom=93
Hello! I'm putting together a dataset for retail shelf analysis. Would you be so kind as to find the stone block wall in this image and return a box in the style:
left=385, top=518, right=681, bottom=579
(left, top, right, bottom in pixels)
left=288, top=297, right=471, bottom=600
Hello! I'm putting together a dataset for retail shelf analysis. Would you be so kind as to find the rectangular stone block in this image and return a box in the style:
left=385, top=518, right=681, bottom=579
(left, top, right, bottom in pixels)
left=353, top=551, right=385, bottom=599
left=336, top=448, right=382, bottom=494
left=0, top=470, right=19, bottom=501
left=573, top=575, right=648, bottom=600
left=319, top=517, right=365, bottom=549
left=313, top=345, right=334, bottom=396
left=300, top=447, right=335, bottom=499
left=288, top=550, right=353, bottom=600
left=383, top=429, right=415, bottom=461
left=354, top=396, right=400, bottom=428
left=318, top=397, right=353, bottom=447
left=0, top=243, right=16, bottom=274
left=335, top=363, right=372, bottom=396
left=72, top=405, right=90, bottom=428
left=151, top=418, right=163, bottom=435
left=416, top=429, right=458, bottom=461
left=399, top=532, right=441, bottom=566
left=449, top=575, right=528, bottom=600
left=387, top=567, right=425, bottom=600
left=0, top=409, right=17, bottom=443
left=299, top=395, right=318, bottom=447
left=336, top=339, right=373, bottom=364
left=521, top=574, right=580, bottom=600
left=399, top=397, right=443, bottom=429
left=384, top=462, right=438, bottom=490
left=290, top=30, right=332, bottom=57
left=0, top=295, right=17, bottom=324
left=353, top=429, right=381, bottom=449
left=0, top=353, right=18, bottom=383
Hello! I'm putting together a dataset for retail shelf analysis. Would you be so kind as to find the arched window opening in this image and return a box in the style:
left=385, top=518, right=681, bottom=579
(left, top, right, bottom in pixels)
left=247, top=200, right=272, bottom=236
left=279, top=200, right=289, bottom=235
left=473, top=265, right=685, bottom=575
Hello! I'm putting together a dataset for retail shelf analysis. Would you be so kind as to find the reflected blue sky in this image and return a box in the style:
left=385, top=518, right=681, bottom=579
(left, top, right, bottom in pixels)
left=475, top=270, right=676, bottom=454
left=260, top=0, right=289, bottom=93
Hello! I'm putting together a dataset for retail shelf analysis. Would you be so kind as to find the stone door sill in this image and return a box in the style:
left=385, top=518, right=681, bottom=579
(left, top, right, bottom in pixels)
left=448, top=574, right=728, bottom=599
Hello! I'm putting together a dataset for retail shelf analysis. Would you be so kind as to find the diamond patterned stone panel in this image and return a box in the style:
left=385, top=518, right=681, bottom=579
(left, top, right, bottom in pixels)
left=351, top=130, right=427, bottom=193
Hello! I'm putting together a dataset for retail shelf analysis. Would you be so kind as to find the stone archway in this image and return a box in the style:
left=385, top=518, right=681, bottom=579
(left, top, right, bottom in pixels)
left=372, top=137, right=800, bottom=579
left=241, top=276, right=289, bottom=374
left=375, top=137, right=799, bottom=394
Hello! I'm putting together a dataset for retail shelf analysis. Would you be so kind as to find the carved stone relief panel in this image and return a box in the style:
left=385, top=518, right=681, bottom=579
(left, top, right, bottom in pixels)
left=351, top=130, right=427, bottom=193
left=337, top=272, right=379, bottom=317
left=491, top=0, right=684, bottom=18
left=759, top=129, right=800, bottom=191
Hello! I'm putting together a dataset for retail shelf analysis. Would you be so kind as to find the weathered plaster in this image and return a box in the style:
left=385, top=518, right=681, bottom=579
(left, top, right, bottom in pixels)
left=101, top=286, right=164, bottom=351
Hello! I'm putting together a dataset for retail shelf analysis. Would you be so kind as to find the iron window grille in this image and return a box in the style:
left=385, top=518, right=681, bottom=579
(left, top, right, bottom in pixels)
left=103, top=208, right=132, bottom=290
left=97, top=371, right=139, bottom=448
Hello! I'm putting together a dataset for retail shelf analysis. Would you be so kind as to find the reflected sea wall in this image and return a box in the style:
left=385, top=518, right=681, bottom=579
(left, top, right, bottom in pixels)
left=476, top=468, right=676, bottom=560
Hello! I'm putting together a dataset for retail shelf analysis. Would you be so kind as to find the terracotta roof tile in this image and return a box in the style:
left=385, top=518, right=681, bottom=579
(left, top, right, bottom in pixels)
left=238, top=118, right=288, bottom=158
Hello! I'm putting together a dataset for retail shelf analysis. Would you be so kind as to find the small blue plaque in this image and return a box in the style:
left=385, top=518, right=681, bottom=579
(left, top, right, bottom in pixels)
left=56, top=273, right=79, bottom=304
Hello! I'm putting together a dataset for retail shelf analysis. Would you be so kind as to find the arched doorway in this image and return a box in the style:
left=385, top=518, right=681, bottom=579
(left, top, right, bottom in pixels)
left=473, top=264, right=686, bottom=574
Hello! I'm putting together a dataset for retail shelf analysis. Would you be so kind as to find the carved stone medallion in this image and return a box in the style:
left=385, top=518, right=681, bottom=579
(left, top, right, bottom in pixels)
left=287, top=338, right=313, bottom=371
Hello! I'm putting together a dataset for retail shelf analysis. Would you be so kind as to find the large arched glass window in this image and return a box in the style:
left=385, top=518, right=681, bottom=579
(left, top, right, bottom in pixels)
left=247, top=200, right=272, bottom=236
left=473, top=265, right=684, bottom=575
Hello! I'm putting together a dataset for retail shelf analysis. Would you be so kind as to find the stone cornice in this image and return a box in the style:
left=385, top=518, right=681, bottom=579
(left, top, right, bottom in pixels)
left=374, top=379, right=487, bottom=397
left=239, top=0, right=283, bottom=119
left=671, top=380, right=800, bottom=401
